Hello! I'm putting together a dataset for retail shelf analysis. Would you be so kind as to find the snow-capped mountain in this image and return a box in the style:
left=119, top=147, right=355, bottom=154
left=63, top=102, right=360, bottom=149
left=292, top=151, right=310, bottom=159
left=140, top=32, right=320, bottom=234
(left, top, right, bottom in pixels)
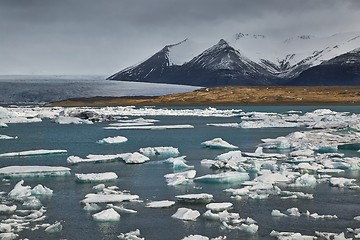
left=108, top=32, right=360, bottom=86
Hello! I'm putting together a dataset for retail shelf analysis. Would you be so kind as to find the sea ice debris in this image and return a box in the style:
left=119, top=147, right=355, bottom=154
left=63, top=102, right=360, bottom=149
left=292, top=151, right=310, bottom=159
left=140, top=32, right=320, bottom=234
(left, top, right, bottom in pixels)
left=92, top=208, right=120, bottom=222
left=201, top=138, right=238, bottom=149
left=75, top=172, right=118, bottom=182
left=172, top=207, right=200, bottom=221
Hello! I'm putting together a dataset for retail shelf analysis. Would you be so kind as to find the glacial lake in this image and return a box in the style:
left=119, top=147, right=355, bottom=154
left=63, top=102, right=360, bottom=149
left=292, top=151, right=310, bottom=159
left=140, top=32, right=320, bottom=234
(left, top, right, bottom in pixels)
left=1, top=105, right=360, bottom=240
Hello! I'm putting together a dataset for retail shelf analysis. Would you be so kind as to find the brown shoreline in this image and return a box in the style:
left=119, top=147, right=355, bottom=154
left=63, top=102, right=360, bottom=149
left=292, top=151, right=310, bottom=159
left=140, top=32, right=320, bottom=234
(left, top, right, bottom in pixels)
left=50, top=86, right=360, bottom=107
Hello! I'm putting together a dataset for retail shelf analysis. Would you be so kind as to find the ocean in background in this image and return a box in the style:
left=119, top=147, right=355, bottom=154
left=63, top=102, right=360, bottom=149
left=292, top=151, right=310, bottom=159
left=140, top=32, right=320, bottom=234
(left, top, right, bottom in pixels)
left=1, top=105, right=360, bottom=239
left=0, top=75, right=200, bottom=105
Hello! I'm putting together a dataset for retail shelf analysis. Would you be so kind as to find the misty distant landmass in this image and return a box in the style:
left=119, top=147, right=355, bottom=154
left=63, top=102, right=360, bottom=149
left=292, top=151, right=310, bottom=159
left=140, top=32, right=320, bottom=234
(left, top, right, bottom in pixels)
left=108, top=32, right=360, bottom=86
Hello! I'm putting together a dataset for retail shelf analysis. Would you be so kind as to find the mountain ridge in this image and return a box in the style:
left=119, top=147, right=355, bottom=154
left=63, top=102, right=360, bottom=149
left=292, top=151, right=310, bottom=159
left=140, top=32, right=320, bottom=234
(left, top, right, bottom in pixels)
left=108, top=32, right=360, bottom=86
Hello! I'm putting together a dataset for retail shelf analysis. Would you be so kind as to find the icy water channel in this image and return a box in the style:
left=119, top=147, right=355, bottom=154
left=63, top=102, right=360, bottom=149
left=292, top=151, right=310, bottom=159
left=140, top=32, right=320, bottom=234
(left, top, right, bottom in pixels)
left=1, top=105, right=360, bottom=240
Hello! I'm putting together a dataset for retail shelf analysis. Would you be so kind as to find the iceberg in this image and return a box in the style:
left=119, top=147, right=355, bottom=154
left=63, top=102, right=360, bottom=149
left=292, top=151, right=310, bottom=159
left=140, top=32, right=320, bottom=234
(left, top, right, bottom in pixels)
left=270, top=230, right=315, bottom=240
left=104, top=124, right=194, bottom=130
left=92, top=208, right=120, bottom=222
left=83, top=203, right=101, bottom=212
left=164, top=170, right=196, bottom=186
left=53, top=116, right=93, bottom=125
left=146, top=200, right=175, bottom=208
left=118, top=229, right=144, bottom=240
left=45, top=222, right=63, bottom=233
left=82, top=193, right=139, bottom=204
left=0, top=166, right=71, bottom=178
left=138, top=146, right=180, bottom=158
left=291, top=174, right=317, bottom=187
left=194, top=172, right=250, bottom=184
left=175, top=193, right=213, bottom=204
left=201, top=138, right=238, bottom=149
left=75, top=172, right=118, bottom=182
left=165, top=156, right=194, bottom=170
left=96, top=136, right=128, bottom=144
left=8, top=180, right=31, bottom=200
left=31, top=184, right=53, bottom=196
left=0, top=134, right=17, bottom=140
left=329, top=177, right=356, bottom=188
left=67, top=154, right=123, bottom=164
left=271, top=210, right=287, bottom=217
left=243, top=147, right=286, bottom=158
left=172, top=207, right=200, bottom=221
left=182, top=235, right=209, bottom=240
left=0, top=149, right=67, bottom=158
left=206, top=202, right=233, bottom=212
left=119, top=152, right=150, bottom=164
left=0, top=204, right=17, bottom=215
left=107, top=204, right=137, bottom=214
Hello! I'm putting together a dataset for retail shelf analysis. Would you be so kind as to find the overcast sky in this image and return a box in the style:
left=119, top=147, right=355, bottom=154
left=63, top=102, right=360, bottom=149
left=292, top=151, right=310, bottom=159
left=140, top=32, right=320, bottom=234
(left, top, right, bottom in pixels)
left=1, top=0, right=359, bottom=75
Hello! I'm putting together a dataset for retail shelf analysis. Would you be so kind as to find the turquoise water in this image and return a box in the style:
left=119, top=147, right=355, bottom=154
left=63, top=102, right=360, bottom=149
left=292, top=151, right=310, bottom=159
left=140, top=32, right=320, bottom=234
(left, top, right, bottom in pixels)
left=1, top=105, right=360, bottom=239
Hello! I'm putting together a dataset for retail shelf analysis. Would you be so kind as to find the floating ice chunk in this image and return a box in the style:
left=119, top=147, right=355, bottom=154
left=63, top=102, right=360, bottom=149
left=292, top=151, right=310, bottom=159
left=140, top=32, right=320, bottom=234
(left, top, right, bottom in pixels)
left=271, top=210, right=287, bottom=217
left=329, top=177, right=356, bottom=188
left=203, top=210, right=235, bottom=222
left=194, top=172, right=249, bottom=184
left=215, top=150, right=243, bottom=161
left=116, top=117, right=159, bottom=123
left=83, top=203, right=101, bottom=212
left=96, top=136, right=128, bottom=144
left=164, top=170, right=196, bottom=186
left=237, top=223, right=259, bottom=234
left=354, top=216, right=360, bottom=221
left=31, top=184, right=53, bottom=196
left=109, top=122, right=154, bottom=127
left=0, top=233, right=18, bottom=240
left=82, top=193, right=139, bottom=204
left=260, top=137, right=291, bottom=149
left=53, top=116, right=93, bottom=125
left=201, top=138, right=238, bottom=149
left=309, top=213, right=337, bottom=220
left=200, top=159, right=217, bottom=166
left=243, top=147, right=285, bottom=158
left=224, top=187, right=250, bottom=196
left=0, top=149, right=67, bottom=158
left=172, top=207, right=200, bottom=221
left=254, top=172, right=289, bottom=184
left=104, top=124, right=194, bottom=130
left=45, top=222, right=63, bottom=233
left=290, top=149, right=315, bottom=157
left=169, top=157, right=194, bottom=170
left=286, top=208, right=301, bottom=217
left=92, top=208, right=120, bottom=222
left=293, top=163, right=322, bottom=172
left=317, top=169, right=344, bottom=174
left=0, top=223, right=12, bottom=233
left=67, top=154, right=123, bottom=164
left=270, top=230, right=315, bottom=240
left=23, top=196, right=42, bottom=209
left=291, top=174, right=317, bottom=187
left=0, top=166, right=70, bottom=177
left=118, top=229, right=144, bottom=240
left=281, top=191, right=313, bottom=200
left=0, top=204, right=17, bottom=215
left=107, top=204, right=137, bottom=214
left=206, top=202, right=233, bottom=212
left=175, top=193, right=213, bottom=204
left=146, top=200, right=175, bottom=208
left=139, top=146, right=180, bottom=158
left=0, top=135, right=17, bottom=140
left=8, top=180, right=31, bottom=200
left=120, top=152, right=150, bottom=164
left=93, top=184, right=106, bottom=192
left=207, top=123, right=241, bottom=128
left=315, top=232, right=349, bottom=240
left=75, top=172, right=118, bottom=182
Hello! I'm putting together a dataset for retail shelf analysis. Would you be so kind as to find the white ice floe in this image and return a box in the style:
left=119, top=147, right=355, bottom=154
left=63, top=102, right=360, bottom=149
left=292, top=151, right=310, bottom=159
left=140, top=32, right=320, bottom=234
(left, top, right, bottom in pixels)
left=271, top=209, right=287, bottom=217
left=270, top=230, right=315, bottom=240
left=146, top=200, right=176, bottom=208
left=118, top=229, right=144, bottom=240
left=165, top=156, right=194, bottom=171
left=0, top=135, right=17, bottom=140
left=83, top=203, right=101, bottom=212
left=67, top=154, right=123, bottom=164
left=0, top=166, right=71, bottom=178
left=164, top=170, right=196, bottom=186
left=104, top=124, right=194, bottom=130
left=172, top=207, right=200, bottom=221
left=201, top=138, right=238, bottom=149
left=96, top=136, right=128, bottom=144
left=31, top=184, right=53, bottom=196
left=243, top=147, right=286, bottom=158
left=75, top=172, right=118, bottom=182
left=290, top=174, right=317, bottom=187
left=175, top=193, right=213, bottom=203
left=45, top=222, right=63, bottom=233
left=0, top=117, right=42, bottom=125
left=206, top=202, right=233, bottom=212
left=138, top=146, right=180, bottom=158
left=119, top=152, right=150, bottom=164
left=329, top=177, right=357, bottom=188
left=0, top=204, right=17, bottom=215
left=82, top=193, right=139, bottom=204
left=195, top=172, right=250, bottom=184
left=207, top=123, right=241, bottom=128
left=181, top=235, right=209, bottom=240
left=92, top=208, right=120, bottom=222
left=107, top=204, right=137, bottom=214
left=0, top=149, right=67, bottom=158
left=53, top=116, right=93, bottom=125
